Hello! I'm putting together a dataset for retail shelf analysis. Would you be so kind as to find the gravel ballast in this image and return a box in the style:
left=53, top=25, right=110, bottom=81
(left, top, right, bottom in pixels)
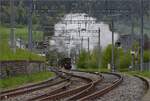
left=2, top=72, right=147, bottom=101
left=96, top=74, right=147, bottom=101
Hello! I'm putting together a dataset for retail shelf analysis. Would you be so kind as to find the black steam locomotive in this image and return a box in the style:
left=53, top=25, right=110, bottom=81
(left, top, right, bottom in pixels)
left=58, top=58, right=72, bottom=70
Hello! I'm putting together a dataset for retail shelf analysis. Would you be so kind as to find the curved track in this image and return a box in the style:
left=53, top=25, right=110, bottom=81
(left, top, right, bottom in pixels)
left=38, top=70, right=103, bottom=101
left=134, top=75, right=149, bottom=93
left=36, top=70, right=123, bottom=101
left=1, top=69, right=123, bottom=101
left=0, top=75, right=69, bottom=100
left=78, top=72, right=123, bottom=101
left=27, top=81, right=71, bottom=101
left=0, top=76, right=57, bottom=94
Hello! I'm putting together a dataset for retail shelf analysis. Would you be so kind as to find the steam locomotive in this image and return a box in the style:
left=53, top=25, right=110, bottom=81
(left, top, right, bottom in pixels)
left=58, top=58, right=72, bottom=70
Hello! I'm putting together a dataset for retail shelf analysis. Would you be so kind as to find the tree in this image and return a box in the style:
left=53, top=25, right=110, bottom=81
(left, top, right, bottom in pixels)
left=144, top=34, right=150, bottom=50
left=76, top=50, right=89, bottom=69
left=118, top=51, right=132, bottom=70
left=101, top=44, right=118, bottom=68
left=144, top=50, right=150, bottom=62
left=17, top=0, right=26, bottom=25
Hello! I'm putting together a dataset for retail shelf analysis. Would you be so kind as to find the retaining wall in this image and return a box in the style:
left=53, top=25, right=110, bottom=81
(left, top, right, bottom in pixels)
left=0, top=60, right=46, bottom=78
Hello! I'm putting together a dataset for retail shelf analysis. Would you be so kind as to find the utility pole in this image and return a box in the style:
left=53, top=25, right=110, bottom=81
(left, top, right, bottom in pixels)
left=140, top=0, right=144, bottom=71
left=66, top=36, right=71, bottom=58
left=28, top=0, right=33, bottom=51
left=68, top=36, right=71, bottom=58
left=81, top=36, right=83, bottom=50
left=88, top=37, right=90, bottom=53
left=78, top=22, right=81, bottom=37
left=131, top=15, right=134, bottom=49
left=131, top=15, right=134, bottom=35
left=0, top=0, right=1, bottom=25
left=111, top=19, right=115, bottom=72
left=0, top=0, right=1, bottom=43
left=10, top=0, right=16, bottom=53
left=98, top=28, right=101, bottom=71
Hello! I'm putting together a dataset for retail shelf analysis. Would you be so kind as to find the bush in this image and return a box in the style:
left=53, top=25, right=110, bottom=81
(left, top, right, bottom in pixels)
left=144, top=50, right=150, bottom=62
left=101, top=44, right=133, bottom=70
left=101, top=45, right=118, bottom=68
left=0, top=26, right=45, bottom=61
left=76, top=49, right=100, bottom=69
left=118, top=51, right=132, bottom=70
left=76, top=44, right=149, bottom=71
left=76, top=50, right=89, bottom=69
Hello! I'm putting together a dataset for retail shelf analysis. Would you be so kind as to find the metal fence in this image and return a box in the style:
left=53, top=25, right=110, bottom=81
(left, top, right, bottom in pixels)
left=134, top=62, right=150, bottom=71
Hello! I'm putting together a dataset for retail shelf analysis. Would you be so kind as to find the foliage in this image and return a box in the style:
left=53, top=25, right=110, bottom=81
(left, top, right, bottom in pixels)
left=76, top=50, right=90, bottom=69
left=0, top=26, right=43, bottom=41
left=101, top=44, right=150, bottom=70
left=123, top=71, right=150, bottom=78
left=101, top=45, right=118, bottom=68
left=76, top=44, right=150, bottom=71
left=144, top=34, right=150, bottom=50
left=1, top=1, right=27, bottom=25
left=1, top=0, right=64, bottom=38
left=0, top=71, right=54, bottom=90
left=88, top=49, right=99, bottom=68
left=0, top=40, right=45, bottom=61
left=0, top=26, right=45, bottom=61
left=114, top=20, right=150, bottom=38
left=76, top=48, right=102, bottom=69
left=117, top=51, right=132, bottom=70
left=46, top=50, right=66, bottom=66
left=144, top=50, right=150, bottom=62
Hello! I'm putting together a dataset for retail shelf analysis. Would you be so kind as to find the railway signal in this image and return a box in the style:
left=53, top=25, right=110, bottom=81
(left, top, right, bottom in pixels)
left=130, top=50, right=135, bottom=70
left=111, top=19, right=115, bottom=72
left=98, top=28, right=101, bottom=72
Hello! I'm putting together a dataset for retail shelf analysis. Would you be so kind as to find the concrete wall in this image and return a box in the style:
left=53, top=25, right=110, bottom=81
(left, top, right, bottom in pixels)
left=0, top=60, right=46, bottom=78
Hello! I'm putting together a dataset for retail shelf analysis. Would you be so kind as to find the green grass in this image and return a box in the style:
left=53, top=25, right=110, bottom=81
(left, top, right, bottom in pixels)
left=0, top=71, right=54, bottom=90
left=122, top=71, right=150, bottom=78
left=77, top=67, right=150, bottom=78
left=77, top=67, right=110, bottom=72
left=0, top=39, right=45, bottom=61
left=0, top=26, right=45, bottom=61
left=0, top=26, right=43, bottom=41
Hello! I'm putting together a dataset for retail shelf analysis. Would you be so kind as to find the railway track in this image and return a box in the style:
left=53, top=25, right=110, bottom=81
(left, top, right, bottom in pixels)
left=1, top=68, right=123, bottom=101
left=78, top=72, right=123, bottom=101
left=64, top=70, right=122, bottom=101
left=30, top=70, right=102, bottom=101
left=0, top=74, right=69, bottom=100
left=0, top=76, right=58, bottom=94
left=1, top=68, right=97, bottom=101
left=34, top=70, right=122, bottom=101
left=134, top=75, right=149, bottom=93
left=28, top=81, right=71, bottom=101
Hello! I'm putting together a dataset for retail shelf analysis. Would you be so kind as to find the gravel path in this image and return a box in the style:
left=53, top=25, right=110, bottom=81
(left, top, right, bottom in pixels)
left=95, top=74, right=147, bottom=101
